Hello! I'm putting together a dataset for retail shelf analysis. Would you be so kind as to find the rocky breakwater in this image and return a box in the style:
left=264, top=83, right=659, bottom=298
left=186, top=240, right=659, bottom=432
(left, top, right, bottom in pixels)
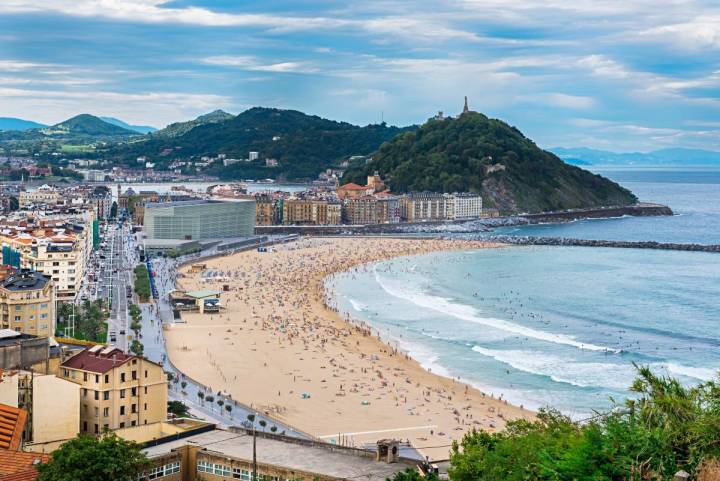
left=519, top=203, right=673, bottom=224
left=486, top=236, right=720, bottom=253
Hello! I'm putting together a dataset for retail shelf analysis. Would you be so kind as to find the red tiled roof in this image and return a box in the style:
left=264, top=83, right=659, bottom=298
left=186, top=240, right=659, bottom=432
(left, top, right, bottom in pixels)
left=61, top=347, right=133, bottom=374
left=0, top=404, right=27, bottom=451
left=0, top=450, right=50, bottom=480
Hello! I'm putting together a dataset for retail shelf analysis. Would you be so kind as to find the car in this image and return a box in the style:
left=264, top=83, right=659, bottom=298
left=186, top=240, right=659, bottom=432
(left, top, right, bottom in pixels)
left=110, top=336, right=117, bottom=342
left=119, top=330, right=126, bottom=335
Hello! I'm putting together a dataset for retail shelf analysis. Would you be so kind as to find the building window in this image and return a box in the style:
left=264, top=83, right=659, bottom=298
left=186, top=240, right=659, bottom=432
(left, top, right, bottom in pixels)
left=132, top=370, right=137, bottom=380
left=105, top=374, right=109, bottom=383
left=144, top=403, right=147, bottom=411
left=120, top=373, right=126, bottom=382
left=120, top=406, right=125, bottom=415
left=233, top=468, right=251, bottom=481
left=144, top=387, right=148, bottom=395
left=103, top=407, right=109, bottom=417
left=120, top=389, right=126, bottom=399
left=131, top=387, right=137, bottom=397
left=214, top=464, right=231, bottom=477
left=83, top=373, right=88, bottom=382
left=83, top=421, right=87, bottom=432
left=103, top=391, right=109, bottom=400
left=95, top=375, right=99, bottom=383
left=197, top=461, right=210, bottom=473
left=131, top=404, right=137, bottom=413
left=94, top=424, right=99, bottom=434
left=94, top=391, right=99, bottom=400
left=119, top=422, right=125, bottom=428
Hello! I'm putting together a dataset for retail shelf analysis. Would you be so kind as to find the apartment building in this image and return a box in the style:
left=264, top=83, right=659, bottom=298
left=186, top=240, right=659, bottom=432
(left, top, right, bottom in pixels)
left=343, top=195, right=400, bottom=225
left=447, top=193, right=483, bottom=220
left=59, top=346, right=167, bottom=434
left=0, top=214, right=93, bottom=300
left=0, top=269, right=55, bottom=337
left=0, top=369, right=80, bottom=447
left=399, top=192, right=450, bottom=222
left=399, top=192, right=482, bottom=222
left=255, top=195, right=279, bottom=226
left=18, top=186, right=61, bottom=209
left=282, top=200, right=341, bottom=225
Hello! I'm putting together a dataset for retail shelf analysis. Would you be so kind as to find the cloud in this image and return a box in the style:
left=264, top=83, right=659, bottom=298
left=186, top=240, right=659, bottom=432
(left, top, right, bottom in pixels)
left=639, top=15, right=720, bottom=50
left=201, top=56, right=318, bottom=74
left=522, top=93, right=596, bottom=109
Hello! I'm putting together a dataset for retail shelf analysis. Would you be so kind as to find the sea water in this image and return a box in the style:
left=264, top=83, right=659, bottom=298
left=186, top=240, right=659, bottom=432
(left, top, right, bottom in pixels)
left=330, top=167, right=720, bottom=415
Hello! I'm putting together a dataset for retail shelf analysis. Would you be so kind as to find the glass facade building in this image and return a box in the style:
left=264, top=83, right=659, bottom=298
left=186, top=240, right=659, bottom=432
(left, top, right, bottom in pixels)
left=144, top=200, right=255, bottom=240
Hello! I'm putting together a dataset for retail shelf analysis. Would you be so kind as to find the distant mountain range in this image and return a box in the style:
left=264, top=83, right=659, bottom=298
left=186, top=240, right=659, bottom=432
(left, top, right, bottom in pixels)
left=0, top=114, right=140, bottom=142
left=0, top=117, right=47, bottom=131
left=100, top=117, right=157, bottom=134
left=552, top=147, right=720, bottom=166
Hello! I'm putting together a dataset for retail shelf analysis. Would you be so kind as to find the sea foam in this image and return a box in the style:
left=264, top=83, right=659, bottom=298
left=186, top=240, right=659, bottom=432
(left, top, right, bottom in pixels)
left=374, top=268, right=618, bottom=353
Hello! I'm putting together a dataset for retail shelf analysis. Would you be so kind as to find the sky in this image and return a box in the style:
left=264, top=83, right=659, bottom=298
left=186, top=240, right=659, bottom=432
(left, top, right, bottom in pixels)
left=0, top=0, right=719, bottom=151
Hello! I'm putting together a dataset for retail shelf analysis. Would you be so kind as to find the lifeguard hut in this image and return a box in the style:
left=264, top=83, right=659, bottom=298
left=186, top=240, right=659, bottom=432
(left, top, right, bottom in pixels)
left=184, top=289, right=222, bottom=314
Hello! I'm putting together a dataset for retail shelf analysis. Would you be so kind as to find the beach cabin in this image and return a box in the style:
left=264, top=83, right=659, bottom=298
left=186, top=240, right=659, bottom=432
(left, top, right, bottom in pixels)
left=189, top=263, right=206, bottom=274
left=184, top=289, right=222, bottom=314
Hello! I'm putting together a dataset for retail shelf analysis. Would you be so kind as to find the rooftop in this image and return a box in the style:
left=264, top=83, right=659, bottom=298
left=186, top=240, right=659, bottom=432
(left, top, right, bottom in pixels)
left=145, top=199, right=252, bottom=209
left=1, top=270, right=49, bottom=292
left=184, top=289, right=222, bottom=299
left=0, top=450, right=49, bottom=481
left=61, top=346, right=136, bottom=374
left=0, top=403, right=27, bottom=451
left=143, top=429, right=412, bottom=481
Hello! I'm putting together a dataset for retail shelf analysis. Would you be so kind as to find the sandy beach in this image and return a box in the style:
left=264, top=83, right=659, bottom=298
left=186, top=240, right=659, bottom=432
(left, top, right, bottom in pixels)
left=164, top=237, right=534, bottom=460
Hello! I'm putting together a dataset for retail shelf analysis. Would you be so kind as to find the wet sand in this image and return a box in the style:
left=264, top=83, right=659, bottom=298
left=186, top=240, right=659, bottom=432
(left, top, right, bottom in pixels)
left=164, top=237, right=533, bottom=460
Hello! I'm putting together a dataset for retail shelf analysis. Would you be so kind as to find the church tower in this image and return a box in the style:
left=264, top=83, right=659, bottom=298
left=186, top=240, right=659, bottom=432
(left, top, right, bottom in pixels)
left=462, top=96, right=469, bottom=114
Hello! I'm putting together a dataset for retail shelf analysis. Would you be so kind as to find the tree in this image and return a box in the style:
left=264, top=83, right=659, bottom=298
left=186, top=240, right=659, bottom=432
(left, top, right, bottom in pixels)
left=205, top=395, right=214, bottom=410
left=387, top=468, right=438, bottom=481
left=270, top=426, right=277, bottom=434
left=181, top=381, right=187, bottom=390
left=197, top=391, right=205, bottom=404
left=36, top=433, right=150, bottom=481
left=130, top=340, right=144, bottom=356
left=217, top=399, right=225, bottom=413
left=167, top=400, right=189, bottom=418
left=225, top=404, right=232, bottom=416
left=258, top=419, right=267, bottom=432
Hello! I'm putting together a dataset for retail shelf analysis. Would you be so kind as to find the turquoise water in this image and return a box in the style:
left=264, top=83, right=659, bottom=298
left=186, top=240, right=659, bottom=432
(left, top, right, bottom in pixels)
left=330, top=168, right=720, bottom=415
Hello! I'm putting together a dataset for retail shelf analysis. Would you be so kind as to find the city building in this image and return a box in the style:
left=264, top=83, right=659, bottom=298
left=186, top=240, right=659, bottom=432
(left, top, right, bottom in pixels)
left=254, top=195, right=278, bottom=226
left=144, top=199, right=255, bottom=242
left=0, top=331, right=54, bottom=373
left=110, top=421, right=419, bottom=481
left=248, top=151, right=259, bottom=161
left=282, top=200, right=341, bottom=225
left=0, top=369, right=80, bottom=448
left=0, top=269, right=55, bottom=338
left=342, top=195, right=400, bottom=225
left=447, top=193, right=482, bottom=220
left=59, top=346, right=168, bottom=434
left=399, top=192, right=450, bottom=222
left=0, top=212, right=94, bottom=300
left=18, top=186, right=61, bottom=210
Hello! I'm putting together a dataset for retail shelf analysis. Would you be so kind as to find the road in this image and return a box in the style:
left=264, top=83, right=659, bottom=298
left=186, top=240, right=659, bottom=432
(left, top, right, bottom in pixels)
left=103, top=222, right=137, bottom=352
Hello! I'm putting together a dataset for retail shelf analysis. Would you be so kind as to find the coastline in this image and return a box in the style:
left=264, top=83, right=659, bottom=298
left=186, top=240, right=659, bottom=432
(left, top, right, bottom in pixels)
left=164, top=237, right=533, bottom=461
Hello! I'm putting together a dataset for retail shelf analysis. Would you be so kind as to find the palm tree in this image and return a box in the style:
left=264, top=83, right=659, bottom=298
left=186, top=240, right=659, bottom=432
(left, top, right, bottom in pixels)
left=217, top=399, right=225, bottom=414
left=205, top=395, right=214, bottom=410
left=181, top=381, right=187, bottom=391
left=258, top=420, right=267, bottom=432
left=225, top=404, right=232, bottom=416
left=270, top=426, right=277, bottom=434
left=197, top=391, right=205, bottom=405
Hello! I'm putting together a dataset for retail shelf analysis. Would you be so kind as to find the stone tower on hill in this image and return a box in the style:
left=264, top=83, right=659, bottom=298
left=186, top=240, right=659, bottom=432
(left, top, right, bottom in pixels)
left=463, top=96, right=469, bottom=114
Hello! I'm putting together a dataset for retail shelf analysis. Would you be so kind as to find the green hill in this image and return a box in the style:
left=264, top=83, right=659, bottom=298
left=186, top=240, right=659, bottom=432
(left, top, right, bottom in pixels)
left=152, top=109, right=234, bottom=138
left=43, top=114, right=137, bottom=137
left=0, top=117, right=47, bottom=131
left=342, top=111, right=637, bottom=214
left=107, top=107, right=414, bottom=180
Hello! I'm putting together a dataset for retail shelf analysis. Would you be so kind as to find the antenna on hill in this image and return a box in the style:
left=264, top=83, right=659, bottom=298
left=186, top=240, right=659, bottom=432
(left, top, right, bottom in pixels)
left=381, top=111, right=384, bottom=123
